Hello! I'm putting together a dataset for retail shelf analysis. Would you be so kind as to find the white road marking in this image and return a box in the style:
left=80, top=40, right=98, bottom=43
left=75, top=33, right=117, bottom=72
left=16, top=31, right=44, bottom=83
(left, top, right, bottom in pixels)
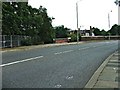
left=55, top=50, right=73, bottom=55
left=79, top=47, right=89, bottom=50
left=54, top=52, right=63, bottom=55
left=66, top=76, right=73, bottom=80
left=93, top=46, right=97, bottom=47
left=62, top=50, right=73, bottom=53
left=0, top=56, right=43, bottom=67
left=54, top=84, right=62, bottom=88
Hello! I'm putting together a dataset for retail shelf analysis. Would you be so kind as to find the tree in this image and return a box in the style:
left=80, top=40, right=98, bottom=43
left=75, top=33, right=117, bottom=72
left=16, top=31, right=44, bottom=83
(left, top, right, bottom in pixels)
left=54, top=25, right=70, bottom=38
left=92, top=27, right=101, bottom=36
left=108, top=24, right=120, bottom=35
left=2, top=2, right=29, bottom=35
left=114, top=0, right=120, bottom=6
left=101, top=29, right=107, bottom=36
left=68, top=33, right=77, bottom=42
left=2, top=2, right=55, bottom=44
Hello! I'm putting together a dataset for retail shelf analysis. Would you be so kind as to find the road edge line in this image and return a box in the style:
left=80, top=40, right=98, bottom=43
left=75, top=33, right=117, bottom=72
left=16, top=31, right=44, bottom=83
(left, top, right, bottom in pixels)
left=84, top=51, right=117, bottom=88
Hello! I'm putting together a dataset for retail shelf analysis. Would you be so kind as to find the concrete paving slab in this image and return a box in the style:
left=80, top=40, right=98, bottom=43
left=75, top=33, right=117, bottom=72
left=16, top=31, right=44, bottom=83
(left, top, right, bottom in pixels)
left=110, top=57, right=119, bottom=60
left=106, top=64, right=120, bottom=68
left=93, top=86, right=115, bottom=89
left=98, top=69, right=117, bottom=81
left=97, top=58, right=119, bottom=82
left=84, top=52, right=115, bottom=88
left=107, top=63, right=120, bottom=66
left=94, top=81, right=118, bottom=88
left=105, top=66, right=119, bottom=70
left=109, top=61, right=120, bottom=63
left=108, top=62, right=120, bottom=65
left=110, top=59, right=119, bottom=61
left=115, top=76, right=120, bottom=82
left=116, top=69, right=120, bottom=73
left=85, top=51, right=120, bottom=88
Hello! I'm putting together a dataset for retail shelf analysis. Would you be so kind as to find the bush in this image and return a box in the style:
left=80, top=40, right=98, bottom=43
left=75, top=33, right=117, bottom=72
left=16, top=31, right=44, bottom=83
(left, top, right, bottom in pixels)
left=71, top=34, right=77, bottom=42
left=68, top=33, right=81, bottom=42
left=21, top=37, right=32, bottom=46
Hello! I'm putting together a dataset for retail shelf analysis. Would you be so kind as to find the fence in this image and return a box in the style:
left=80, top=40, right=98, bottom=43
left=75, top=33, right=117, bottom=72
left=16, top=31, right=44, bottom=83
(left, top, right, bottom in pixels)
left=81, top=36, right=120, bottom=41
left=1, top=35, right=28, bottom=48
left=55, top=38, right=68, bottom=43
left=1, top=35, right=120, bottom=48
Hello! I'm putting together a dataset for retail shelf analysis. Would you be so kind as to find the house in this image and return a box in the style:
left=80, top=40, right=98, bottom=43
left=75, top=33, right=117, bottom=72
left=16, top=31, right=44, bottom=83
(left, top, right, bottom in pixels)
left=69, top=26, right=94, bottom=36
left=80, top=29, right=92, bottom=36
left=69, top=29, right=91, bottom=36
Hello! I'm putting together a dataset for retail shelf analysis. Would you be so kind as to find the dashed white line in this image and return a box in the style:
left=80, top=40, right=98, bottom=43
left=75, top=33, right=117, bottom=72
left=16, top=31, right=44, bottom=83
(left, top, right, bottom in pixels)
left=0, top=56, right=44, bottom=67
left=93, top=46, right=97, bottom=47
left=79, top=47, right=90, bottom=50
left=54, top=84, right=62, bottom=88
left=62, top=50, right=73, bottom=53
left=54, top=52, right=63, bottom=55
left=54, top=50, right=73, bottom=55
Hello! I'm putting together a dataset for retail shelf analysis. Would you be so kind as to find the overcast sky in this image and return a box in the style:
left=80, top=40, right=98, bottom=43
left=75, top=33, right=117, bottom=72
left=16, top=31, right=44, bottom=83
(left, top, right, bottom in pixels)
left=28, top=0, right=118, bottom=31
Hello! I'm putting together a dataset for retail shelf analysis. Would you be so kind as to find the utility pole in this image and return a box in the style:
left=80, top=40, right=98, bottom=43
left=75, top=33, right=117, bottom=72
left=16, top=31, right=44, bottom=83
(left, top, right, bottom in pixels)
left=108, top=11, right=112, bottom=40
left=76, top=0, right=82, bottom=43
left=76, top=2, right=79, bottom=43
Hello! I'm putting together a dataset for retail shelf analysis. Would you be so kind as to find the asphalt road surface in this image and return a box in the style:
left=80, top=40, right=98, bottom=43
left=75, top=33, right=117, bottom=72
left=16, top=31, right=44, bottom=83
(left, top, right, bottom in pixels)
left=2, top=41, right=119, bottom=88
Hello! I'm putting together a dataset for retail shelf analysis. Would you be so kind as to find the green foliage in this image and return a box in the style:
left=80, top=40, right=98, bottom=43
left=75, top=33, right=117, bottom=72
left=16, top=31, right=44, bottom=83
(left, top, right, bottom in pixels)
left=54, top=25, right=70, bottom=38
left=92, top=24, right=120, bottom=36
left=2, top=2, right=55, bottom=44
left=101, top=29, right=107, bottom=36
left=114, top=0, right=120, bottom=6
left=68, top=32, right=81, bottom=42
left=70, top=33, right=77, bottom=42
left=93, top=27, right=101, bottom=36
left=108, top=24, right=120, bottom=35
left=21, top=37, right=32, bottom=46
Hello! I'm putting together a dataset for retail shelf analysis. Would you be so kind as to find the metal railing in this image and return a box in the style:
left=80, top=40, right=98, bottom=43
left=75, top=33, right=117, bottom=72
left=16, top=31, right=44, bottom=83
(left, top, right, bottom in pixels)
left=1, top=35, right=25, bottom=48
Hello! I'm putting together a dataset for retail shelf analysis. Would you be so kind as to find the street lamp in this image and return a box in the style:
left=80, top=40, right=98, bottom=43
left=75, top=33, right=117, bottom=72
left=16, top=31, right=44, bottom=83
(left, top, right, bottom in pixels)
left=76, top=0, right=82, bottom=43
left=108, top=10, right=112, bottom=40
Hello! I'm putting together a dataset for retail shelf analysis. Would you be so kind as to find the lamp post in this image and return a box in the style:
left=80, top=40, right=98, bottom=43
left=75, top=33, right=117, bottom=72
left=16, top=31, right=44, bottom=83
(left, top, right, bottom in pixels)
left=108, top=10, right=112, bottom=40
left=76, top=0, right=82, bottom=43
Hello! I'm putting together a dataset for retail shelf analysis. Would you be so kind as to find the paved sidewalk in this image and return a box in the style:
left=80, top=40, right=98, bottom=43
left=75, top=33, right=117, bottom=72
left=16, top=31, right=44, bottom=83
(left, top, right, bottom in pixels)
left=85, top=51, right=120, bottom=88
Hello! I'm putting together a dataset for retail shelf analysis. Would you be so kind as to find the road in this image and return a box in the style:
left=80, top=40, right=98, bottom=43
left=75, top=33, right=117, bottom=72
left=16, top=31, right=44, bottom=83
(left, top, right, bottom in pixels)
left=2, top=41, right=118, bottom=88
